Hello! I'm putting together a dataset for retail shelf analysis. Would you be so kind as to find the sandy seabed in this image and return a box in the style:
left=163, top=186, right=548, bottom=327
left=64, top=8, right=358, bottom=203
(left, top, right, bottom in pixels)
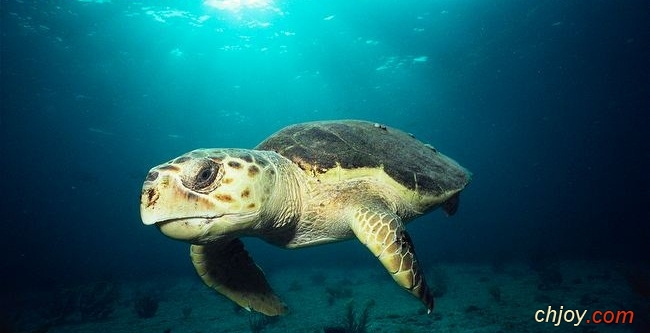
left=9, top=260, right=646, bottom=333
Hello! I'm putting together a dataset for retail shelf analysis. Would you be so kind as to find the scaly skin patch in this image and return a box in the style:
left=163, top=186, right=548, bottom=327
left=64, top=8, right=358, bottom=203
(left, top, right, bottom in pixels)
left=350, top=206, right=434, bottom=313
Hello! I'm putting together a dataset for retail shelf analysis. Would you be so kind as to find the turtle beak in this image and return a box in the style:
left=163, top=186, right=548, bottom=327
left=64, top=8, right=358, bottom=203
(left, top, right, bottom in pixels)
left=139, top=168, right=216, bottom=227
left=140, top=174, right=208, bottom=241
left=140, top=170, right=162, bottom=226
left=139, top=167, right=232, bottom=242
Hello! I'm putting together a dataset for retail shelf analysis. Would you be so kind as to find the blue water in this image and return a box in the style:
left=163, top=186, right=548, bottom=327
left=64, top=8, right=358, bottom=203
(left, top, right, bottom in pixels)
left=1, top=0, right=648, bottom=330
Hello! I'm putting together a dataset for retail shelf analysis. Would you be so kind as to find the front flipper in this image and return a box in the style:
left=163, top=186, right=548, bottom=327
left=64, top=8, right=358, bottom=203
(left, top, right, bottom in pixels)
left=190, top=239, right=287, bottom=316
left=350, top=206, right=434, bottom=313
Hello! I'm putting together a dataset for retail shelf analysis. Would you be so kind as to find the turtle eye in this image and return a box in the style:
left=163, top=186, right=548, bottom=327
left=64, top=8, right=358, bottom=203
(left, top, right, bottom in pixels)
left=194, top=165, right=217, bottom=190
left=197, top=167, right=213, bottom=184
left=184, top=159, right=221, bottom=192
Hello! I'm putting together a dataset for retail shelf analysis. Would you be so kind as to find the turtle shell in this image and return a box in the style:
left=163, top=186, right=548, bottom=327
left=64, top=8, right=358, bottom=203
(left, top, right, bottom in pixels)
left=255, top=120, right=470, bottom=197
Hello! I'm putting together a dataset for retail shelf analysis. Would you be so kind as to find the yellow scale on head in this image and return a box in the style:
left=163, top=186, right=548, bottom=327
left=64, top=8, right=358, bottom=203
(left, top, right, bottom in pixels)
left=214, top=157, right=267, bottom=213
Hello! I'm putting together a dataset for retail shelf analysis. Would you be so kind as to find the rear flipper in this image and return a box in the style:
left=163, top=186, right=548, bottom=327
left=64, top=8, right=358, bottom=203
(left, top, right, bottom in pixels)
left=442, top=192, right=460, bottom=216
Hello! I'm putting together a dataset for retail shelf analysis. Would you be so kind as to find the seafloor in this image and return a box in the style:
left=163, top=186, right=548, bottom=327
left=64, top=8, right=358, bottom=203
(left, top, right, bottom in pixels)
left=7, top=260, right=647, bottom=333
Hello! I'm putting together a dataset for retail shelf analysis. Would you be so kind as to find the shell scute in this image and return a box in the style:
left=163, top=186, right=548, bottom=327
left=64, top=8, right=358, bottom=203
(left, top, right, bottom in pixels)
left=256, top=120, right=470, bottom=196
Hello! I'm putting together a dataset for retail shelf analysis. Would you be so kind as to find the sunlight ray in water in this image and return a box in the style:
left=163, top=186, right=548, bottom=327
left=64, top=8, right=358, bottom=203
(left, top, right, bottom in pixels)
left=204, top=0, right=277, bottom=13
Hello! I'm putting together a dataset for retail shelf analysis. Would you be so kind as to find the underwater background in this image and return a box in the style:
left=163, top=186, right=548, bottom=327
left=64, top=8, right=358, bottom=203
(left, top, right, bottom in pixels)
left=1, top=0, right=648, bottom=332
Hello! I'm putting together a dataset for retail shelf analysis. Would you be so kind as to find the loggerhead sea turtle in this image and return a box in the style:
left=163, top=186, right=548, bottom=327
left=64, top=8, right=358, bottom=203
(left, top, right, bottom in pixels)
left=140, top=119, right=471, bottom=316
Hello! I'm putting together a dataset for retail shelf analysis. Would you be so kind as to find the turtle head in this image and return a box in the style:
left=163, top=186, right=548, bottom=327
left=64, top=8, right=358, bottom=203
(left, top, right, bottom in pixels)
left=140, top=149, right=276, bottom=243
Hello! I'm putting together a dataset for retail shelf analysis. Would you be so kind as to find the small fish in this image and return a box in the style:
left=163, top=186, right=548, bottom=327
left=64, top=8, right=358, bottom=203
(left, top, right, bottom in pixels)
left=413, top=56, right=428, bottom=63
left=88, top=127, right=116, bottom=136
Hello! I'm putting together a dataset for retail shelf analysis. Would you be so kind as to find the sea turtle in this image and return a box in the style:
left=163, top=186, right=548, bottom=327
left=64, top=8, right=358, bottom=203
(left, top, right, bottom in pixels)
left=140, top=119, right=471, bottom=316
